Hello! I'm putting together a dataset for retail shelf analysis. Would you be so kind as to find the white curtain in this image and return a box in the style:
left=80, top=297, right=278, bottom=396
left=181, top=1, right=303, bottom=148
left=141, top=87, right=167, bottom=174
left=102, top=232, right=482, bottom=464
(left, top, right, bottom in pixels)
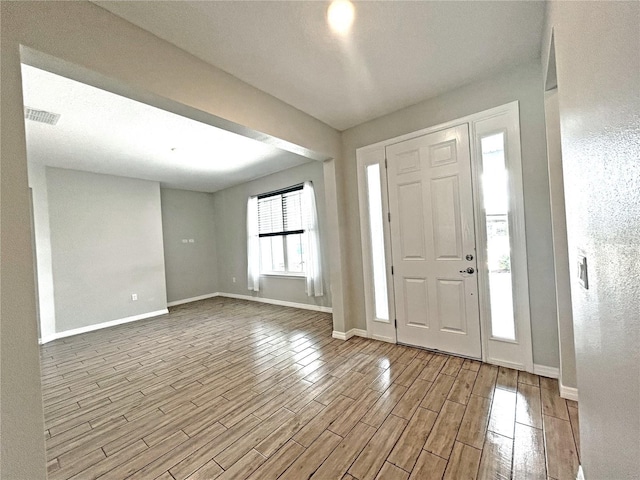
left=247, top=196, right=260, bottom=292
left=302, top=181, right=323, bottom=297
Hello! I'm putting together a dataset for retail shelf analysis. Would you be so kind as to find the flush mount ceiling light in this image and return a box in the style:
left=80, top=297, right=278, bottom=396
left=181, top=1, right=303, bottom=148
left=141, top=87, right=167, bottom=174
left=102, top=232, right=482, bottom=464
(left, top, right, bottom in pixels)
left=327, top=0, right=355, bottom=35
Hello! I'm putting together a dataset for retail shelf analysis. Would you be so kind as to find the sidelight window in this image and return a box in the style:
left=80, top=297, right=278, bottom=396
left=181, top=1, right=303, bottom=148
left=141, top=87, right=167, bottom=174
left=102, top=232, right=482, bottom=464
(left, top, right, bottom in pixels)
left=366, top=163, right=390, bottom=321
left=480, top=132, right=515, bottom=340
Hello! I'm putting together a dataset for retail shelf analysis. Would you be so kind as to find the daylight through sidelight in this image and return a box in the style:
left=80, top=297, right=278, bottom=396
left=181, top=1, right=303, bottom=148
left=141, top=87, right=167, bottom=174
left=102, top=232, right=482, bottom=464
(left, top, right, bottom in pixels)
left=481, top=133, right=516, bottom=340
left=366, top=163, right=389, bottom=321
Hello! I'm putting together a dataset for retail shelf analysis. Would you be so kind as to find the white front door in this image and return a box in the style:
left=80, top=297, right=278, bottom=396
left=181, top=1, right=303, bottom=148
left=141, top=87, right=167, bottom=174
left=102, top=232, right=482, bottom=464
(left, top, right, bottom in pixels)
left=386, top=124, right=481, bottom=358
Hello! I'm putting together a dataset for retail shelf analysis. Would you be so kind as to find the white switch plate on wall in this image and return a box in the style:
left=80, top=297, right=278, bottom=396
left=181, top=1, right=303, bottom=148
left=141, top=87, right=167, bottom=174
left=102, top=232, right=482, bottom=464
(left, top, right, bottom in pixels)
left=577, top=253, right=588, bottom=289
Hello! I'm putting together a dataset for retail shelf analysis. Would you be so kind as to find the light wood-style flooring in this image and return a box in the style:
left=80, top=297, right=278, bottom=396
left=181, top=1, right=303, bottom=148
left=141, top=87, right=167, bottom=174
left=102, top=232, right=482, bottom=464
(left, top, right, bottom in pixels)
left=40, top=297, right=580, bottom=479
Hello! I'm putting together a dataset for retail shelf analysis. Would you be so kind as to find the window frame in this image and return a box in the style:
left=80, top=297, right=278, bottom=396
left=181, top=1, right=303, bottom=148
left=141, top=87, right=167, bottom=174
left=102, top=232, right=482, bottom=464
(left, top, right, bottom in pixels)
left=257, top=184, right=306, bottom=277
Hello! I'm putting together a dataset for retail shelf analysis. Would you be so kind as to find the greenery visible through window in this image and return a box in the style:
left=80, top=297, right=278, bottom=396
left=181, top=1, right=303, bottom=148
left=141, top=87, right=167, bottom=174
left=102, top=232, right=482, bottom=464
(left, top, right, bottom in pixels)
left=258, top=186, right=306, bottom=274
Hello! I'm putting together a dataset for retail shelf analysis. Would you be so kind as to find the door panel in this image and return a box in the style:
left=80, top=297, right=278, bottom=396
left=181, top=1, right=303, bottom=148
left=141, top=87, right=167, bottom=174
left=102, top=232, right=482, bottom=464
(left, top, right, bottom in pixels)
left=436, top=279, right=466, bottom=333
left=431, top=175, right=463, bottom=259
left=396, top=149, right=421, bottom=174
left=404, top=278, right=429, bottom=327
left=397, top=182, right=427, bottom=259
left=386, top=124, right=481, bottom=358
left=429, top=139, right=457, bottom=167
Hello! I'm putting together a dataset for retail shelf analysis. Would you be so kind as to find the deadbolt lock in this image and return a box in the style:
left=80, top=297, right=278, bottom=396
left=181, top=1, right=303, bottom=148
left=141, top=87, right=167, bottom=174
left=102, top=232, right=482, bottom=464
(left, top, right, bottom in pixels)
left=465, top=254, right=474, bottom=261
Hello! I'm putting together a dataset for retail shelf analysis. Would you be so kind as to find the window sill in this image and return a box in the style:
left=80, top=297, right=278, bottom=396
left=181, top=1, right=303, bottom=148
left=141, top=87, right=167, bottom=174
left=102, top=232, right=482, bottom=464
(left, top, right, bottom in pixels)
left=260, top=273, right=305, bottom=279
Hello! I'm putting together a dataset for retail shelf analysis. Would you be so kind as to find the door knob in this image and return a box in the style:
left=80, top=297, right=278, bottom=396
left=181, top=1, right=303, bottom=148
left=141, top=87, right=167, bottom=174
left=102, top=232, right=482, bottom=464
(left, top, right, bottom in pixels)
left=459, top=267, right=475, bottom=274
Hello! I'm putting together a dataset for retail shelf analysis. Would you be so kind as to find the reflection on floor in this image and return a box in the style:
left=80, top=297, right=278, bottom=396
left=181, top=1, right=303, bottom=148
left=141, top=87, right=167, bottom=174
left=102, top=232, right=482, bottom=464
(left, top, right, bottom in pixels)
left=40, top=297, right=580, bottom=480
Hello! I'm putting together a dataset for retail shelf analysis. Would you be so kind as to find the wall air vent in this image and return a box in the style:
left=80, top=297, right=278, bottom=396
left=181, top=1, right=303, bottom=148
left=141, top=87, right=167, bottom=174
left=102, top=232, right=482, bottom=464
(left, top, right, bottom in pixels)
left=24, top=107, right=60, bottom=125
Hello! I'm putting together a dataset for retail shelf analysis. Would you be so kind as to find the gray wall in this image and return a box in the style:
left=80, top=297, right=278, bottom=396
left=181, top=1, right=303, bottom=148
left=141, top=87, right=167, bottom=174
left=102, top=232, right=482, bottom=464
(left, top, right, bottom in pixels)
left=47, top=167, right=167, bottom=332
left=340, top=60, right=560, bottom=368
left=543, top=1, right=640, bottom=477
left=161, top=188, right=218, bottom=303
left=213, top=160, right=332, bottom=309
left=1, top=3, right=341, bottom=477
left=544, top=89, right=577, bottom=390
left=27, top=163, right=56, bottom=340
left=0, top=12, right=48, bottom=474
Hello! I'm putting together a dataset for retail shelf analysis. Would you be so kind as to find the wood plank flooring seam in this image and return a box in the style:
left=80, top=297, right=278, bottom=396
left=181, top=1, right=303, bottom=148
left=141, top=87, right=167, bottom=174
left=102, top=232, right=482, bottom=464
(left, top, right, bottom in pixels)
left=39, top=297, right=579, bottom=480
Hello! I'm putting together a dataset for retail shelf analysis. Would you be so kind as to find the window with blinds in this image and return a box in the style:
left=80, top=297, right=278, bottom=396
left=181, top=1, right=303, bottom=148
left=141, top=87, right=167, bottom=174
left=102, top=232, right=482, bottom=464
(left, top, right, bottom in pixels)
left=257, top=186, right=304, bottom=237
left=257, top=185, right=306, bottom=274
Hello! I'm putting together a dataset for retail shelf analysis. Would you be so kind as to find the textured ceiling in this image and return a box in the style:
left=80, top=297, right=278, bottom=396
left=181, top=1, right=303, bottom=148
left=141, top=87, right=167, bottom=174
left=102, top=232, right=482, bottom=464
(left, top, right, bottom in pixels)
left=95, top=1, right=545, bottom=130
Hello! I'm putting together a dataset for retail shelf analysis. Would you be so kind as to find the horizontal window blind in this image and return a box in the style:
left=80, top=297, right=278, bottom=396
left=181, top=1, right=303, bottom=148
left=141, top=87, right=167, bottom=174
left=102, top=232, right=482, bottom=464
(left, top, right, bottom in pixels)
left=258, top=185, right=305, bottom=237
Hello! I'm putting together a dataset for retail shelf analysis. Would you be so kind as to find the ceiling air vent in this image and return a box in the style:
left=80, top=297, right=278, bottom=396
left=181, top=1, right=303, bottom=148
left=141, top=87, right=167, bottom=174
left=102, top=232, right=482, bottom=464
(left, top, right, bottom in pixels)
left=24, top=107, right=60, bottom=125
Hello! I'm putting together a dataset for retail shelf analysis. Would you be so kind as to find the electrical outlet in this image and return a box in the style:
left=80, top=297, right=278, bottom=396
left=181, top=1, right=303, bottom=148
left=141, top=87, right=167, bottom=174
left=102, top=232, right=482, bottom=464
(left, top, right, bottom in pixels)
left=131, top=293, right=138, bottom=301
left=232, top=277, right=236, bottom=283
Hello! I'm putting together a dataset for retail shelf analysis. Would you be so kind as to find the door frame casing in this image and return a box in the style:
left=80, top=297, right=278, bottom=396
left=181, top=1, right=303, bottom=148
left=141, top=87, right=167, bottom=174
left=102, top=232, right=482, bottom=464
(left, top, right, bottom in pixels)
left=356, top=101, right=534, bottom=372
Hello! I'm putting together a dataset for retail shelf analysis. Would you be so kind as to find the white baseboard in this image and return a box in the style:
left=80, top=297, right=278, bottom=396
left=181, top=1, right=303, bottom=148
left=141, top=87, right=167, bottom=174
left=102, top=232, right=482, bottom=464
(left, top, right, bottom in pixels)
left=533, top=364, right=560, bottom=378
left=38, top=309, right=169, bottom=344
left=487, top=358, right=526, bottom=371
left=371, top=334, right=396, bottom=343
left=352, top=329, right=368, bottom=338
left=167, top=293, right=219, bottom=307
left=332, top=330, right=349, bottom=340
left=560, top=381, right=579, bottom=401
left=218, top=292, right=332, bottom=313
left=332, top=328, right=368, bottom=341
left=577, top=465, right=584, bottom=480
